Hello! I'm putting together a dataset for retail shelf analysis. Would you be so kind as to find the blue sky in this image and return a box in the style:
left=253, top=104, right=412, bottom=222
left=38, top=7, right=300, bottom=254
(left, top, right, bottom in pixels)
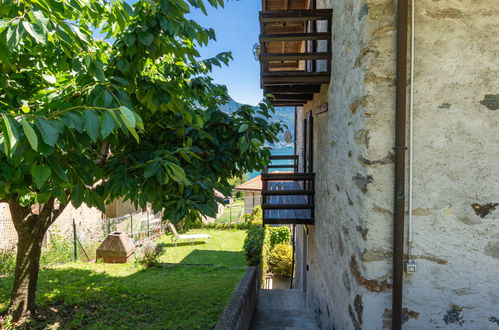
left=187, top=1, right=263, bottom=106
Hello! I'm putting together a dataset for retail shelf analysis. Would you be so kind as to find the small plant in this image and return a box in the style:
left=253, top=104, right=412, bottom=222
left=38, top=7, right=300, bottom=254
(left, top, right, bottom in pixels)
left=243, top=226, right=265, bottom=266
left=0, top=247, right=16, bottom=275
left=267, top=243, right=293, bottom=277
left=40, top=230, right=73, bottom=266
left=137, top=241, right=162, bottom=268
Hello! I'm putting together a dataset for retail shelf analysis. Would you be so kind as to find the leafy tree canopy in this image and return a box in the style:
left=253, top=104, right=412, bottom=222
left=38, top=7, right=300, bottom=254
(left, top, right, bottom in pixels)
left=0, top=0, right=281, bottom=222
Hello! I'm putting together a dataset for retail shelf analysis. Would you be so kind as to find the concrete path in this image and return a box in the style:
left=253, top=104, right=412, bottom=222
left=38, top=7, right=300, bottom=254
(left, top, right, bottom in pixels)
left=251, top=289, right=319, bottom=330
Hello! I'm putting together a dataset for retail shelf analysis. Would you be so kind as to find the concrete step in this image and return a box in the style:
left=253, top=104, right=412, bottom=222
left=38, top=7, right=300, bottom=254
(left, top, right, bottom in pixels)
left=251, top=290, right=318, bottom=330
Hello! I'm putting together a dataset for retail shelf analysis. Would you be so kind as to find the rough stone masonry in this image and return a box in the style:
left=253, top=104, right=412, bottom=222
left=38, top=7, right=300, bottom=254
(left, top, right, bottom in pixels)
left=294, top=0, right=499, bottom=328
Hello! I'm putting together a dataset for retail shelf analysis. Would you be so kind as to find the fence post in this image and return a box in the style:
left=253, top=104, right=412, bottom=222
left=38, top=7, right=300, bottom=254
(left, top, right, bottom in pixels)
left=229, top=206, right=232, bottom=224
left=130, top=214, right=133, bottom=235
left=147, top=210, right=150, bottom=237
left=72, top=218, right=78, bottom=262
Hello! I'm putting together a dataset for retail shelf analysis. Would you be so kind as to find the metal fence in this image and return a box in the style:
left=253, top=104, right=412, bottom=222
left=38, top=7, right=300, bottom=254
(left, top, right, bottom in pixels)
left=0, top=216, right=17, bottom=250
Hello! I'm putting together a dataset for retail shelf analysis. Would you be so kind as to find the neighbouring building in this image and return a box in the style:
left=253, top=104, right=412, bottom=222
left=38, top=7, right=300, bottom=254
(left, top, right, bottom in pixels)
left=258, top=0, right=499, bottom=329
left=236, top=175, right=263, bottom=214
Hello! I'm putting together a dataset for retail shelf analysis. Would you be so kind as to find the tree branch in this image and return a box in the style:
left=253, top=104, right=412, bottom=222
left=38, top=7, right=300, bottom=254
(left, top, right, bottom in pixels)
left=95, top=142, right=110, bottom=166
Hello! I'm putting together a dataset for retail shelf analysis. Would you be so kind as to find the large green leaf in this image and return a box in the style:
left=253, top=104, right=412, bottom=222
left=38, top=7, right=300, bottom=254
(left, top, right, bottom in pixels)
left=46, top=157, right=69, bottom=182
left=21, top=117, right=38, bottom=151
left=6, top=23, right=20, bottom=51
left=83, top=110, right=100, bottom=142
left=35, top=118, right=60, bottom=147
left=71, top=184, right=84, bottom=208
left=119, top=106, right=136, bottom=128
left=22, top=20, right=44, bottom=43
left=31, top=164, right=52, bottom=188
left=100, top=111, right=116, bottom=138
left=139, top=31, right=153, bottom=46
left=2, top=115, right=20, bottom=149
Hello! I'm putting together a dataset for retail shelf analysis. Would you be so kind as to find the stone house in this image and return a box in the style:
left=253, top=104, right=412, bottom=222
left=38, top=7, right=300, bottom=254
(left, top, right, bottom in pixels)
left=258, top=0, right=498, bottom=328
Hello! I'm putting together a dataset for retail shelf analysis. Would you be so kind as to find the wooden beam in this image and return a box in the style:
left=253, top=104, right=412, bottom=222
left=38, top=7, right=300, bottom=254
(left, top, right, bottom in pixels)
left=260, top=9, right=332, bottom=23
left=260, top=32, right=330, bottom=42
left=262, top=189, right=315, bottom=195
left=262, top=173, right=315, bottom=180
left=264, top=85, right=321, bottom=94
left=272, top=94, right=314, bottom=101
left=270, top=155, right=298, bottom=159
left=260, top=52, right=331, bottom=61
left=263, top=218, right=314, bottom=225
left=262, top=203, right=314, bottom=210
left=272, top=102, right=305, bottom=106
left=262, top=72, right=330, bottom=85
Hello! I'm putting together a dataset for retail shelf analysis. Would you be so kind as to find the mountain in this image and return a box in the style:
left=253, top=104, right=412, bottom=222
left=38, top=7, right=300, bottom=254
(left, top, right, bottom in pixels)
left=219, top=98, right=295, bottom=143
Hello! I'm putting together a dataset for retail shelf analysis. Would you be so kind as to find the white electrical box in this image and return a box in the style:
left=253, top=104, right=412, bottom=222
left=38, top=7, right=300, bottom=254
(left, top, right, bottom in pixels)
left=404, top=261, right=417, bottom=274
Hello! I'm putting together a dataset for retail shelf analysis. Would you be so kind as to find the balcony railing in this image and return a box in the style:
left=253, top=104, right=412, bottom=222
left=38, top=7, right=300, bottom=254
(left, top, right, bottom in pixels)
left=261, top=155, right=315, bottom=225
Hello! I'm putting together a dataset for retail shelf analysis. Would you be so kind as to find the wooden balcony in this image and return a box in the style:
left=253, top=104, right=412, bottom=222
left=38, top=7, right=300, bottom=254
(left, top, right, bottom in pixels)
left=259, top=7, right=332, bottom=107
left=261, top=155, right=315, bottom=225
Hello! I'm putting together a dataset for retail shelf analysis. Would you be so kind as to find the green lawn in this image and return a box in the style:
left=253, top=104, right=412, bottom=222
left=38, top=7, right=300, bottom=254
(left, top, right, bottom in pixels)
left=0, top=229, right=247, bottom=329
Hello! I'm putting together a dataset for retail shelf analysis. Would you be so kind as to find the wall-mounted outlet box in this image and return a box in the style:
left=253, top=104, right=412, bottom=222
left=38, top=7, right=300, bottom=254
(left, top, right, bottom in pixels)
left=404, top=261, right=417, bottom=274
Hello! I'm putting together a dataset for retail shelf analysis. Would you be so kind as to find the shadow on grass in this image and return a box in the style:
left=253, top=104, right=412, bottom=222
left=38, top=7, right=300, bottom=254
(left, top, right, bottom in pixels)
left=0, top=261, right=245, bottom=329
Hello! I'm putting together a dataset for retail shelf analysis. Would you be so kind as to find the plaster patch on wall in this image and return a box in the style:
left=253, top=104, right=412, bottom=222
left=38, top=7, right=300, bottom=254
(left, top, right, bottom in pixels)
left=471, top=203, right=498, bottom=218
left=373, top=205, right=393, bottom=216
left=356, top=225, right=368, bottom=240
left=438, top=103, right=452, bottom=109
left=443, top=305, right=464, bottom=326
left=350, top=255, right=391, bottom=292
left=354, top=294, right=364, bottom=324
left=412, top=207, right=433, bottom=216
left=426, top=8, right=465, bottom=19
left=343, top=271, right=352, bottom=292
left=362, top=249, right=391, bottom=262
left=346, top=191, right=354, bottom=205
left=480, top=94, right=499, bottom=110
left=348, top=305, right=362, bottom=330
left=358, top=3, right=369, bottom=21
left=362, top=249, right=447, bottom=264
left=359, top=151, right=394, bottom=165
left=355, top=129, right=370, bottom=148
left=484, top=241, right=499, bottom=259
left=382, top=308, right=420, bottom=328
left=352, top=173, right=374, bottom=193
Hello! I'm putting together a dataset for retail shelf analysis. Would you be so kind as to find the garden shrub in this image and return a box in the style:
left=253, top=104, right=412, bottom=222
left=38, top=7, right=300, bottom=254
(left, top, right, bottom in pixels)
left=0, top=248, right=16, bottom=275
left=268, top=226, right=291, bottom=250
left=243, top=225, right=265, bottom=266
left=137, top=241, right=162, bottom=268
left=40, top=230, right=73, bottom=265
left=267, top=243, right=293, bottom=277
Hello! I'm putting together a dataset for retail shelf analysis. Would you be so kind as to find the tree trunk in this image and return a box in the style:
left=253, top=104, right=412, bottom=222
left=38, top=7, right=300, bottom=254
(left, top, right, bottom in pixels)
left=7, top=224, right=45, bottom=321
left=5, top=198, right=67, bottom=322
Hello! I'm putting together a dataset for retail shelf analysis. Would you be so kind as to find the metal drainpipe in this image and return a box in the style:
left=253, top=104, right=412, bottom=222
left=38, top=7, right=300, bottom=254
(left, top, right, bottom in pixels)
left=393, top=0, right=409, bottom=328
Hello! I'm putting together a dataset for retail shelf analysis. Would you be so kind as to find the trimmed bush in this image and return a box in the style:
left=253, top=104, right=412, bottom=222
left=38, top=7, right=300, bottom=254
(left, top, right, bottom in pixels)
left=267, top=226, right=290, bottom=250
left=267, top=243, right=293, bottom=277
left=243, top=225, right=264, bottom=266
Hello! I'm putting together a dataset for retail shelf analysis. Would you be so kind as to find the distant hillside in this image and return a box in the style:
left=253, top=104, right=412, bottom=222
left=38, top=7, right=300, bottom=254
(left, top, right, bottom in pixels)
left=219, top=98, right=295, bottom=142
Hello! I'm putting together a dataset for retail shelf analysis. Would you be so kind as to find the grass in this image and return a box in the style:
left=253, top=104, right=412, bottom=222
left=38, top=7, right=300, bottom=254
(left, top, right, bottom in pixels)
left=0, top=229, right=247, bottom=329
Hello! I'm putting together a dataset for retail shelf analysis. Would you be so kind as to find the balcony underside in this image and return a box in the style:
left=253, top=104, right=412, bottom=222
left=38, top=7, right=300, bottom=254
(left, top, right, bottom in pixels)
left=259, top=7, right=332, bottom=107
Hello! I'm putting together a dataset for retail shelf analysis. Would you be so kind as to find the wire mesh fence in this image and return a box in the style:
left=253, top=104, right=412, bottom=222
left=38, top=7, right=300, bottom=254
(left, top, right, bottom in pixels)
left=0, top=207, right=165, bottom=272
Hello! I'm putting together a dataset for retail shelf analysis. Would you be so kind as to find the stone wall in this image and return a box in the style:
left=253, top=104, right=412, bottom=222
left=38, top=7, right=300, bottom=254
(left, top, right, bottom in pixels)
left=296, top=0, right=499, bottom=328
